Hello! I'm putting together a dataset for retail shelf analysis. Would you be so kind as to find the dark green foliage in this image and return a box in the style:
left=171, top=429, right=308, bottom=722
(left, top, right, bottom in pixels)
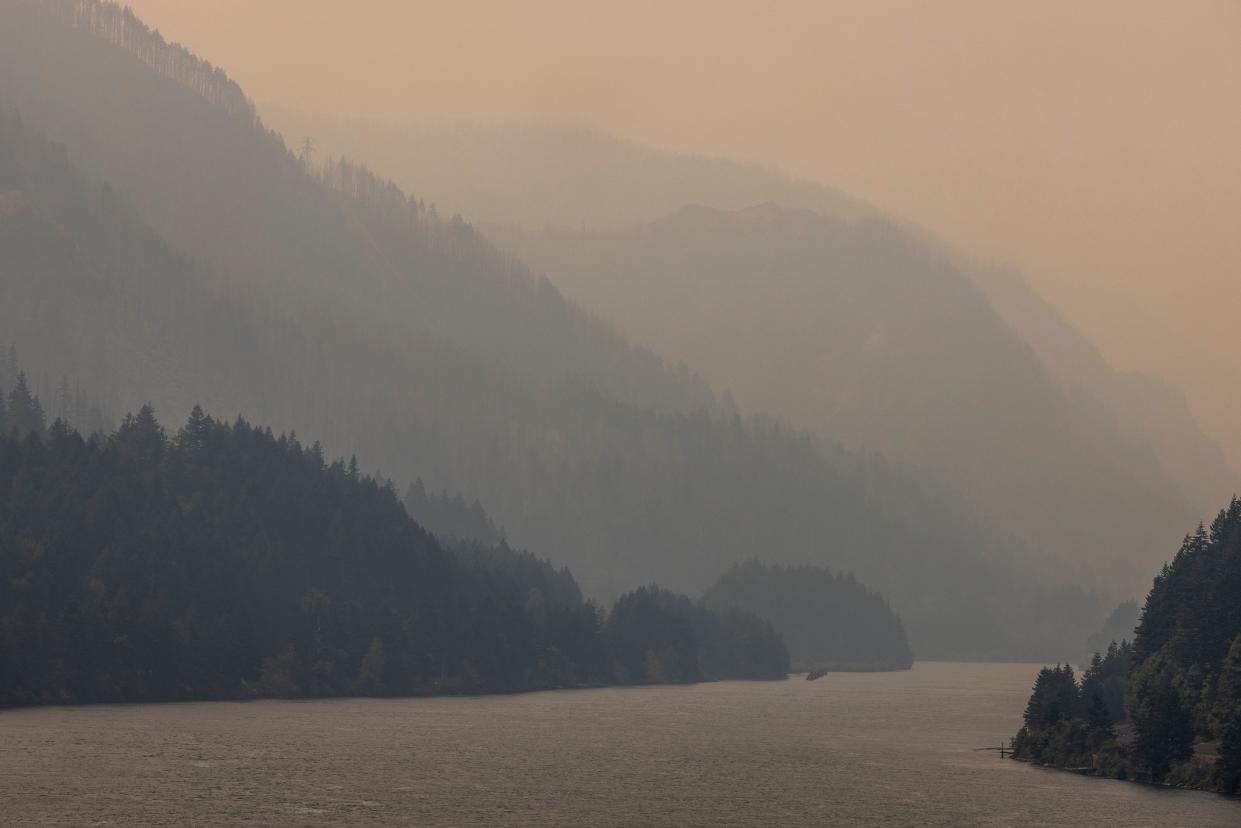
left=1079, top=641, right=1132, bottom=727
left=1012, top=498, right=1241, bottom=791
left=0, top=409, right=788, bottom=705
left=605, top=585, right=788, bottom=684
left=1022, top=665, right=1083, bottom=730
left=694, top=606, right=791, bottom=682
left=1212, top=635, right=1241, bottom=794
left=1128, top=657, right=1196, bottom=783
left=702, top=561, right=913, bottom=671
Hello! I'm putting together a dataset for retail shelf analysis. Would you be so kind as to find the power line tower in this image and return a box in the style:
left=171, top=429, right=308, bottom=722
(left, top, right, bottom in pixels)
left=298, top=136, right=316, bottom=167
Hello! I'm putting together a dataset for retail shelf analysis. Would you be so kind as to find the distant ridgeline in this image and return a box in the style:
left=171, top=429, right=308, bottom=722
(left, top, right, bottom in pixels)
left=0, top=407, right=788, bottom=707
left=703, top=562, right=913, bottom=672
left=1012, top=498, right=1241, bottom=794
left=39, top=0, right=256, bottom=124
left=0, top=0, right=1108, bottom=663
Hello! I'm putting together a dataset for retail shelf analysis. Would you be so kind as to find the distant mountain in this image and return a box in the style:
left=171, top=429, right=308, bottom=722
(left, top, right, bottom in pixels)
left=0, top=0, right=1100, bottom=659
left=266, top=108, right=1236, bottom=528
left=961, top=262, right=1237, bottom=517
left=498, top=203, right=1199, bottom=586
left=0, top=0, right=714, bottom=418
left=261, top=107, right=869, bottom=230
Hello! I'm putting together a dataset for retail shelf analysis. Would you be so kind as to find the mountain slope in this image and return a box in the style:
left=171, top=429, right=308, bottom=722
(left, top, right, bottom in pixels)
left=0, top=406, right=788, bottom=706
left=269, top=108, right=1235, bottom=524
left=0, top=0, right=1099, bottom=658
left=498, top=204, right=1198, bottom=586
left=261, top=106, right=869, bottom=230
left=0, top=0, right=714, bottom=417
left=965, top=262, right=1237, bottom=516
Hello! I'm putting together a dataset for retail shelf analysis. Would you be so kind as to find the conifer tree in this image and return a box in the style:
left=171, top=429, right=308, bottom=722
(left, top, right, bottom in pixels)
left=6, top=371, right=44, bottom=435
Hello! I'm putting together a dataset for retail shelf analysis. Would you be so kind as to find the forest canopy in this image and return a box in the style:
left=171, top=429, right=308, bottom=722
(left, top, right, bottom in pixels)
left=1012, top=499, right=1241, bottom=794
left=0, top=404, right=789, bottom=707
left=703, top=561, right=913, bottom=671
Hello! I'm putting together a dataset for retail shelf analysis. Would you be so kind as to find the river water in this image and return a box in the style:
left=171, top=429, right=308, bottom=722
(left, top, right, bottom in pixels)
left=2, top=661, right=1238, bottom=826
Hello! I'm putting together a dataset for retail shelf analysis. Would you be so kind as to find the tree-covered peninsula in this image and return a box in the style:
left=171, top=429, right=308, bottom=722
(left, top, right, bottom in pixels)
left=0, top=402, right=788, bottom=707
left=1011, top=498, right=1241, bottom=793
left=703, top=561, right=913, bottom=671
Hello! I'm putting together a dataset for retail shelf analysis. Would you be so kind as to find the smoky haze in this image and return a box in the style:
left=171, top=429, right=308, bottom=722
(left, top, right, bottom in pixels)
left=8, top=2, right=1241, bottom=819
left=123, top=0, right=1241, bottom=473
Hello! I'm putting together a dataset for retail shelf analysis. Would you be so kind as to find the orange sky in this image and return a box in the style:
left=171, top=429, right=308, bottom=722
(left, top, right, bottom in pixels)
left=124, top=0, right=1241, bottom=468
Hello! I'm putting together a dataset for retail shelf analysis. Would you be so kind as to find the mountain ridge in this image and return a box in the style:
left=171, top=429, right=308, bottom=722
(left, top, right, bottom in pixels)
left=0, top=0, right=1100, bottom=658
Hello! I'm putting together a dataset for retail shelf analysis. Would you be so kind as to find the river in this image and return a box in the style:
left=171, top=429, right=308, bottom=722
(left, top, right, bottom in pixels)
left=2, top=661, right=1238, bottom=826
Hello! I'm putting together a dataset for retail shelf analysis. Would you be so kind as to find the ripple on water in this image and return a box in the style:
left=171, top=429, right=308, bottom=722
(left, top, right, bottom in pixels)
left=2, top=663, right=1240, bottom=827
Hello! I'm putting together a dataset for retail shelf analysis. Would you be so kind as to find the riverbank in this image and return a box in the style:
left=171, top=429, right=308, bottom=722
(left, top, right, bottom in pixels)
left=1011, top=718, right=1234, bottom=795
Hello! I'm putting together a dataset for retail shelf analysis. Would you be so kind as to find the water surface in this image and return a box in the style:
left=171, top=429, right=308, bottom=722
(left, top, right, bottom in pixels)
left=3, top=662, right=1238, bottom=826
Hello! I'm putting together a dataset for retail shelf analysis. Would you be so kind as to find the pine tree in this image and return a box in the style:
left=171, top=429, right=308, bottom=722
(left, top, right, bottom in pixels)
left=1215, top=635, right=1241, bottom=794
left=1131, top=668, right=1195, bottom=782
left=1023, top=664, right=1081, bottom=730
left=7, top=371, right=44, bottom=435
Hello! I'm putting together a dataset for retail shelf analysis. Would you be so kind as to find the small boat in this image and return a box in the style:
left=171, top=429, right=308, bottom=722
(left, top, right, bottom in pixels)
left=806, top=668, right=829, bottom=681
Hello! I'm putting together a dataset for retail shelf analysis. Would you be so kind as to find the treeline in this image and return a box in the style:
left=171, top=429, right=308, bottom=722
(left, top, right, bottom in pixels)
left=703, top=561, right=913, bottom=671
left=1012, top=498, right=1241, bottom=793
left=0, top=348, right=111, bottom=438
left=404, top=478, right=502, bottom=545
left=0, top=407, right=788, bottom=707
left=39, top=0, right=256, bottom=124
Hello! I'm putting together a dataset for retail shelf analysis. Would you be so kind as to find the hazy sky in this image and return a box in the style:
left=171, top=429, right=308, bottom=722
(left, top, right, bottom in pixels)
left=126, top=0, right=1241, bottom=468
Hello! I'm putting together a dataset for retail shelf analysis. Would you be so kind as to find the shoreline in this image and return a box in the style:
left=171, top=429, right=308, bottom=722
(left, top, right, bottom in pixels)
left=1011, top=756, right=1241, bottom=799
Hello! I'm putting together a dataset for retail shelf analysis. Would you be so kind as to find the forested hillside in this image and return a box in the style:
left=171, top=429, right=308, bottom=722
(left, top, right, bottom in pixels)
left=0, top=0, right=1102, bottom=659
left=703, top=562, right=913, bottom=671
left=0, top=0, right=714, bottom=417
left=260, top=108, right=869, bottom=229
left=263, top=109, right=1237, bottom=519
left=404, top=479, right=502, bottom=545
left=0, top=349, right=110, bottom=437
left=0, top=407, right=789, bottom=707
left=1012, top=498, right=1241, bottom=793
left=500, top=204, right=1198, bottom=585
left=963, top=261, right=1237, bottom=517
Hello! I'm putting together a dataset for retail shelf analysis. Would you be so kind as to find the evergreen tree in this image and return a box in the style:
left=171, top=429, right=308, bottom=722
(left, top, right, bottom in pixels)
left=1214, top=635, right=1241, bottom=794
left=1023, top=665, right=1081, bottom=730
left=6, top=371, right=44, bottom=435
left=0, top=407, right=789, bottom=707
left=1130, top=666, right=1195, bottom=783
